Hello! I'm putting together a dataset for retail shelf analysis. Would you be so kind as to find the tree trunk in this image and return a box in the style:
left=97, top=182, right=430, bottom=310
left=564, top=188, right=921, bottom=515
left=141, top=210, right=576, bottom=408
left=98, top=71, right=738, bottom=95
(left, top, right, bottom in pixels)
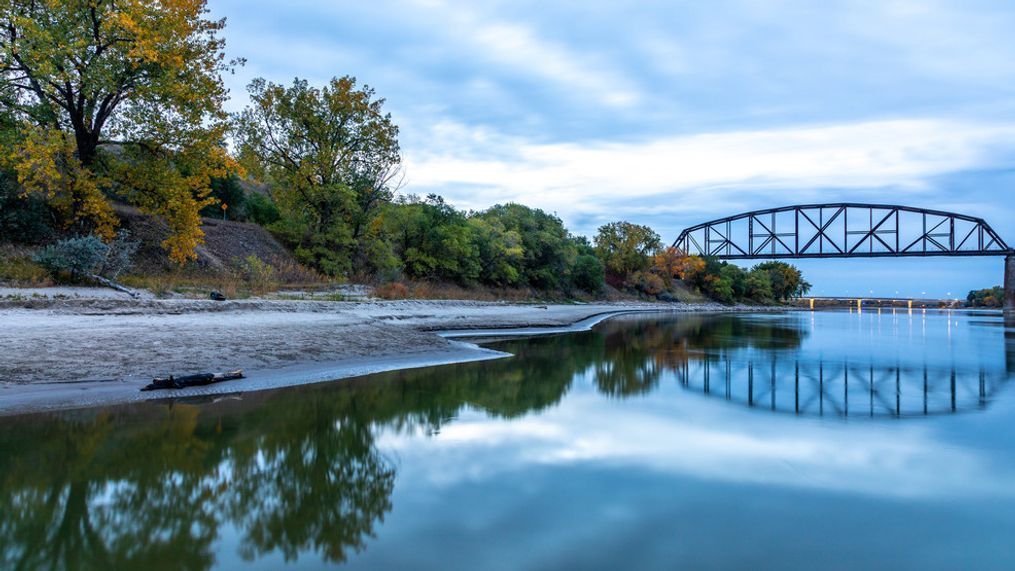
left=75, top=129, right=98, bottom=167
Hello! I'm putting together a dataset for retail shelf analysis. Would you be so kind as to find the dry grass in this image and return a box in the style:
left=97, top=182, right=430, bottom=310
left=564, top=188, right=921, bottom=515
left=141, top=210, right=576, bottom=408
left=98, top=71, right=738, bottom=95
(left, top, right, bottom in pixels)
left=370, top=281, right=589, bottom=302
left=0, top=256, right=53, bottom=287
left=0, top=245, right=53, bottom=287
left=374, top=282, right=409, bottom=300
left=118, top=269, right=332, bottom=302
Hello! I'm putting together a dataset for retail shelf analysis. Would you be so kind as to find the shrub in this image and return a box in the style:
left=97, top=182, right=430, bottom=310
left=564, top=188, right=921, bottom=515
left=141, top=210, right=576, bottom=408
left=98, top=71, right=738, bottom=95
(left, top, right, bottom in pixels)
left=33, top=235, right=108, bottom=277
left=375, top=282, right=409, bottom=299
left=236, top=254, right=277, bottom=293
left=99, top=231, right=140, bottom=279
left=245, top=191, right=281, bottom=226
left=0, top=171, right=54, bottom=244
left=32, top=231, right=139, bottom=281
left=571, top=254, right=605, bottom=292
left=627, top=271, right=666, bottom=297
left=201, top=175, right=247, bottom=220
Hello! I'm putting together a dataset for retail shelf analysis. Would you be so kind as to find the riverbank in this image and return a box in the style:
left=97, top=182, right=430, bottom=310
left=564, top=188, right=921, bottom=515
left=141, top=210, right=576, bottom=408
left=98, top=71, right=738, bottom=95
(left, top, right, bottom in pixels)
left=0, top=295, right=782, bottom=416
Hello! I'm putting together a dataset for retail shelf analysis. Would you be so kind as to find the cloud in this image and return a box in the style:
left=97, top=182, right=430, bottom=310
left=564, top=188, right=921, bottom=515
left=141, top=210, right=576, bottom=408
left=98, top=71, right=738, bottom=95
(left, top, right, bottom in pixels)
left=412, top=1, right=643, bottom=109
left=403, top=118, right=1015, bottom=230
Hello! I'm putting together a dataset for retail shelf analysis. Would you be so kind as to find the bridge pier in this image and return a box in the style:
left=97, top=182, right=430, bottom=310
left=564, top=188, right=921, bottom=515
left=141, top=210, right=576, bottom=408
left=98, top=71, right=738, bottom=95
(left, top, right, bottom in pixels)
left=1006, top=254, right=1015, bottom=311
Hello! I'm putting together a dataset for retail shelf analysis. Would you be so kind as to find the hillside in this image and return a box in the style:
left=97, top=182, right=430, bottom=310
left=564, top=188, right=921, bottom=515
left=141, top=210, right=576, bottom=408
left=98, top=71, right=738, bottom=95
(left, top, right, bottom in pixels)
left=116, top=205, right=301, bottom=275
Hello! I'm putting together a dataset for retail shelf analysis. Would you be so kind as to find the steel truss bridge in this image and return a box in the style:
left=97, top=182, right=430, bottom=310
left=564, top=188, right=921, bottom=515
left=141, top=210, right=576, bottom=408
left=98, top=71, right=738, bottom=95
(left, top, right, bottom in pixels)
left=672, top=203, right=1012, bottom=259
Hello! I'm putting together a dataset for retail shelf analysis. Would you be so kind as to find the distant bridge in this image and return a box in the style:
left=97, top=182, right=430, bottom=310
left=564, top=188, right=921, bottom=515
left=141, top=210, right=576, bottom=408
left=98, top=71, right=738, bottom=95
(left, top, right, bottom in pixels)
left=671, top=203, right=1015, bottom=309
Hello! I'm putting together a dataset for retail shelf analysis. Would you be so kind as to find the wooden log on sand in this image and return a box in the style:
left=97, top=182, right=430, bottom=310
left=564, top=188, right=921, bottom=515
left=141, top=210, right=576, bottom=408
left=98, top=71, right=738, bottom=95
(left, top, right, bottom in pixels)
left=141, top=370, right=245, bottom=391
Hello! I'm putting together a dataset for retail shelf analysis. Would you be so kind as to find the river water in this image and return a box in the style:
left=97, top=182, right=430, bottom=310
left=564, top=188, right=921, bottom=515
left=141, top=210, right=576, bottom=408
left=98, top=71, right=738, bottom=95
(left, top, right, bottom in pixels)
left=2, top=309, right=1014, bottom=570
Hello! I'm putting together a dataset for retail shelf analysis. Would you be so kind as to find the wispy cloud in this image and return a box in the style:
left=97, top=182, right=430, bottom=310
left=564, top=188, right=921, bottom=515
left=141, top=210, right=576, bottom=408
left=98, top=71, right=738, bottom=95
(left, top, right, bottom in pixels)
left=404, top=118, right=1015, bottom=232
left=409, top=0, right=643, bottom=109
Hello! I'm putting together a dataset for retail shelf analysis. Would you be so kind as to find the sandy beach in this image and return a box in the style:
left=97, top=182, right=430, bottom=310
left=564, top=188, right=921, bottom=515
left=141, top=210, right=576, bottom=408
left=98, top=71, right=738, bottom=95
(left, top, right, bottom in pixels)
left=0, top=293, right=769, bottom=415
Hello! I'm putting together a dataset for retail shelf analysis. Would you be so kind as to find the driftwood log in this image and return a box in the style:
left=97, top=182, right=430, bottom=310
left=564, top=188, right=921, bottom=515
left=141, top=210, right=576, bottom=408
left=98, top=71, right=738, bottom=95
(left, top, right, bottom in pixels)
left=88, top=273, right=140, bottom=298
left=141, top=370, right=245, bottom=391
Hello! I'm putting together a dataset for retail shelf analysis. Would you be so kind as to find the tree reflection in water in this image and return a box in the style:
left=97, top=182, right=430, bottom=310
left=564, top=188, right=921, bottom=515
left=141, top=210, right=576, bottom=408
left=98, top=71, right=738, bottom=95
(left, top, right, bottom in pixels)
left=1, top=312, right=1010, bottom=568
left=0, top=328, right=595, bottom=569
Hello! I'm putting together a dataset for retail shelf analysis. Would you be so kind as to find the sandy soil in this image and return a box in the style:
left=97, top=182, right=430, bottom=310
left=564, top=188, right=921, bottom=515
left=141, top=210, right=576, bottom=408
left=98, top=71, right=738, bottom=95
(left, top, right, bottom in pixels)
left=0, top=293, right=768, bottom=415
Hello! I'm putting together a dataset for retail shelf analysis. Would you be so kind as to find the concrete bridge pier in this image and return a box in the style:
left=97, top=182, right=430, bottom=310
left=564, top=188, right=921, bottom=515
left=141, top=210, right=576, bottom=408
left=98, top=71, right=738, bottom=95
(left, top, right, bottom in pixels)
left=1006, top=254, right=1015, bottom=311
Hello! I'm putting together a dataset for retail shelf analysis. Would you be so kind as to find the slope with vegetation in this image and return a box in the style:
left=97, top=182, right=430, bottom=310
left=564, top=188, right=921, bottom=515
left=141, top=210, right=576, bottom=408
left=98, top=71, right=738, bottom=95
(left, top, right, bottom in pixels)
left=0, top=0, right=810, bottom=305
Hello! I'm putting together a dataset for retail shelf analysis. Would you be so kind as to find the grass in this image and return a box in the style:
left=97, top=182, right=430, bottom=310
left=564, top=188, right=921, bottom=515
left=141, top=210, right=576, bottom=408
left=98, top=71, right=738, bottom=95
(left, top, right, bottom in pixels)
left=120, top=272, right=340, bottom=299
left=118, top=254, right=337, bottom=299
left=0, top=254, right=53, bottom=287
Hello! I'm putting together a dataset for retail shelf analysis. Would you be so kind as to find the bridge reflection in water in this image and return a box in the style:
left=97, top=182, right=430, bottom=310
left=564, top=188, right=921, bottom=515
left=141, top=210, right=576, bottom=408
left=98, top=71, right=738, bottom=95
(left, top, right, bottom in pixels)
left=675, top=356, right=1004, bottom=418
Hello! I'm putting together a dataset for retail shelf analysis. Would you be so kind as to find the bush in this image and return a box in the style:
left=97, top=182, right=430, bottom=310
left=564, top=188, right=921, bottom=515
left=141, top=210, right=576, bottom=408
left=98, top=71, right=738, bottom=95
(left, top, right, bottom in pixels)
left=235, top=254, right=277, bottom=293
left=0, top=171, right=54, bottom=244
left=571, top=254, right=605, bottom=292
left=32, top=231, right=139, bottom=280
left=375, top=282, right=410, bottom=299
left=201, top=175, right=247, bottom=220
left=245, top=191, right=281, bottom=226
left=100, top=231, right=140, bottom=279
left=33, top=235, right=108, bottom=277
left=627, top=271, right=666, bottom=296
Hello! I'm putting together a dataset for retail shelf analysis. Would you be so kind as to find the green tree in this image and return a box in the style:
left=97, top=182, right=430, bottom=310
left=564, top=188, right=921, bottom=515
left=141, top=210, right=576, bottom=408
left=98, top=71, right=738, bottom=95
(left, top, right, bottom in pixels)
left=468, top=216, right=524, bottom=287
left=200, top=175, right=246, bottom=220
left=474, top=203, right=578, bottom=290
left=594, top=221, right=661, bottom=280
left=966, top=286, right=1004, bottom=308
left=719, top=263, right=747, bottom=299
left=571, top=254, right=605, bottom=293
left=245, top=191, right=281, bottom=226
left=0, top=0, right=238, bottom=262
left=384, top=195, right=480, bottom=284
left=752, top=261, right=810, bottom=300
left=235, top=76, right=401, bottom=276
left=744, top=268, right=774, bottom=301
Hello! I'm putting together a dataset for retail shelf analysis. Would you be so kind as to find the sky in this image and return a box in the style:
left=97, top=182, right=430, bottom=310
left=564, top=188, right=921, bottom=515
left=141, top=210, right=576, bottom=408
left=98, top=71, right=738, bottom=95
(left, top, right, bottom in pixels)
left=208, top=0, right=1015, bottom=298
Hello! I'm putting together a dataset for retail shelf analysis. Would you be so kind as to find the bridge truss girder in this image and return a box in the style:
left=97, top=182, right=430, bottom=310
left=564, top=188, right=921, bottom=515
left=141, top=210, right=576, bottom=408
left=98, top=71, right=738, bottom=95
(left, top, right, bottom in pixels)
left=673, top=203, right=1011, bottom=259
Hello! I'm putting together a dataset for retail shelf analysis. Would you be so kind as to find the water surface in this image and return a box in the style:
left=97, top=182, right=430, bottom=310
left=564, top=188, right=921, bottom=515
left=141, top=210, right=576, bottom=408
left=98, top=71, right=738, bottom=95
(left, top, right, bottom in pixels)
left=2, top=310, right=1014, bottom=570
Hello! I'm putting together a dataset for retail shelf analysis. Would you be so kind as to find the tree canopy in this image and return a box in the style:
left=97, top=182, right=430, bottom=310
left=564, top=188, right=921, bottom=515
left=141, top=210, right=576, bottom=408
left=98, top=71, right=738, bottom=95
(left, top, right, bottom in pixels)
left=594, top=221, right=661, bottom=280
left=234, top=76, right=401, bottom=276
left=0, top=0, right=238, bottom=262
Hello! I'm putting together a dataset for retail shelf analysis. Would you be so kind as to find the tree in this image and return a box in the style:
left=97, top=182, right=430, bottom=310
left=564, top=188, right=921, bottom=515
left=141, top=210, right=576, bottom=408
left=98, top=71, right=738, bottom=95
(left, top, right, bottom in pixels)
left=0, top=0, right=238, bottom=262
left=594, top=221, right=661, bottom=280
left=967, top=286, right=1004, bottom=308
left=468, top=216, right=524, bottom=287
left=383, top=195, right=480, bottom=284
left=571, top=254, right=605, bottom=293
left=752, top=261, right=809, bottom=300
left=744, top=268, right=774, bottom=301
left=474, top=204, right=578, bottom=290
left=201, top=175, right=246, bottom=220
left=234, top=76, right=401, bottom=276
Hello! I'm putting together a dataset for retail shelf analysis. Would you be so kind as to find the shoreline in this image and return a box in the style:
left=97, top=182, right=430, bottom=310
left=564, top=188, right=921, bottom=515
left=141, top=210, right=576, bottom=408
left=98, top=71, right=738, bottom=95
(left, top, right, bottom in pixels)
left=0, top=296, right=786, bottom=417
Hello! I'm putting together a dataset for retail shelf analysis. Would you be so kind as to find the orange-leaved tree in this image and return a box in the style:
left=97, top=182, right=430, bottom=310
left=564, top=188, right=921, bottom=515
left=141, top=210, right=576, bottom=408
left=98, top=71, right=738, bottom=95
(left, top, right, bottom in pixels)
left=0, top=0, right=239, bottom=262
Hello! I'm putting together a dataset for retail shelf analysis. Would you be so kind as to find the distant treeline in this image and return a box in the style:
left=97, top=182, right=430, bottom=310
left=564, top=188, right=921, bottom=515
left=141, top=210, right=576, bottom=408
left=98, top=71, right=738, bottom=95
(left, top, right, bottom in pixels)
left=966, top=286, right=1005, bottom=308
left=0, top=1, right=810, bottom=303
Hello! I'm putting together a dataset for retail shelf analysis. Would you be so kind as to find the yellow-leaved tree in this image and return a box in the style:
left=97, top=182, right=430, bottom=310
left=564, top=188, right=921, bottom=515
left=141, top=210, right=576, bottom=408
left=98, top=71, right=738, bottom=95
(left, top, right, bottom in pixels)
left=0, top=0, right=239, bottom=262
